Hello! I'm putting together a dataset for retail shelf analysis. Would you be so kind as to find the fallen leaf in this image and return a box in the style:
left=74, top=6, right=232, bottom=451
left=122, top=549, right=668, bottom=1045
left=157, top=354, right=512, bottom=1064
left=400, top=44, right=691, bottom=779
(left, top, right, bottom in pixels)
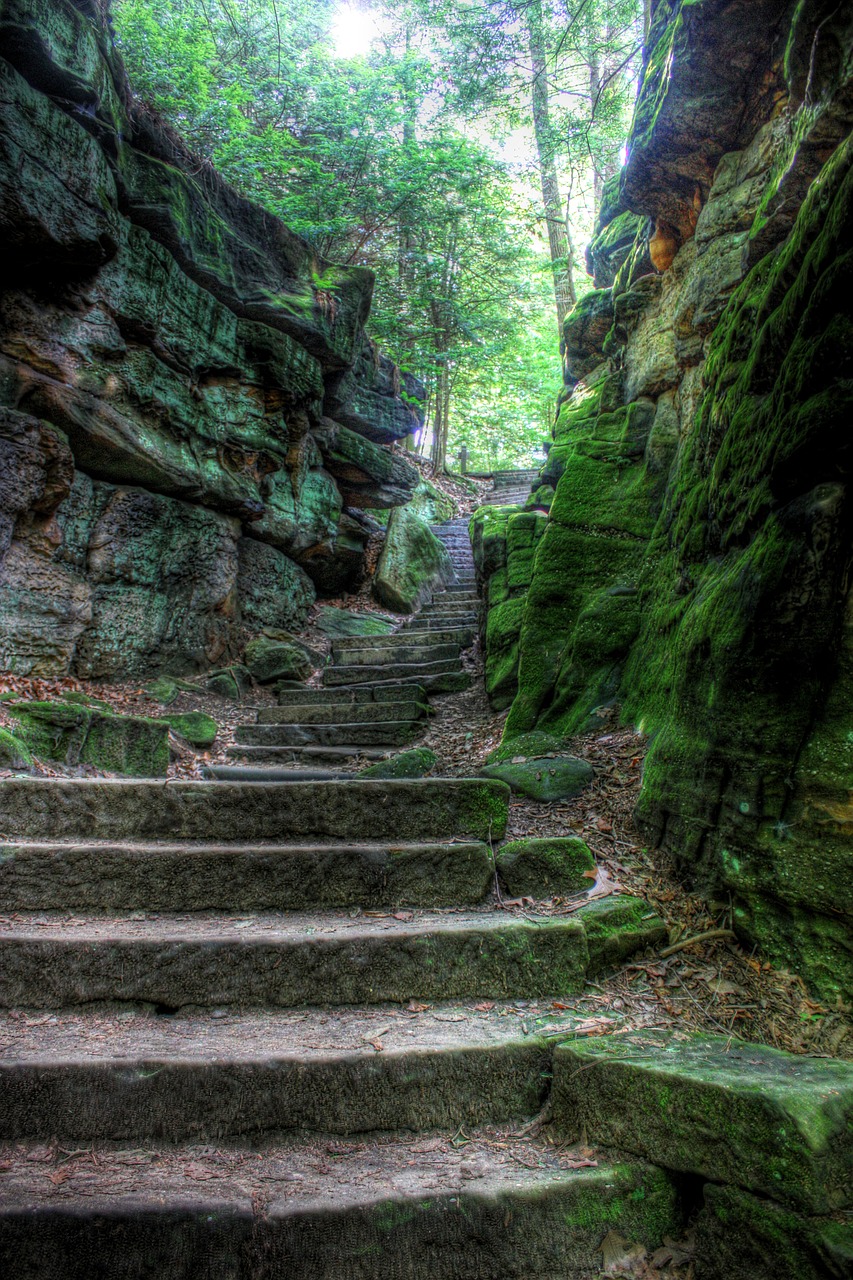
left=473, top=1001, right=495, bottom=1012
left=406, top=1000, right=430, bottom=1013
left=47, top=1169, right=71, bottom=1186
left=599, top=1229, right=647, bottom=1275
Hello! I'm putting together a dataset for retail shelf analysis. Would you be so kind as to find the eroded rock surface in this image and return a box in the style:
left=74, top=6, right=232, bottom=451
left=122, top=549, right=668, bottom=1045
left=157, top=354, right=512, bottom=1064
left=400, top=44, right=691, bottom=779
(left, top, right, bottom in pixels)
left=472, top=0, right=853, bottom=1004
left=0, top=0, right=424, bottom=678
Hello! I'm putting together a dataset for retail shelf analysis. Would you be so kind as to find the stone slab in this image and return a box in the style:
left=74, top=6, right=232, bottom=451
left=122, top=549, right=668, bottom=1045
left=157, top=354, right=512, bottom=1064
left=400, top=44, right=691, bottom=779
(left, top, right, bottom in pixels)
left=0, top=778, right=510, bottom=842
left=0, top=911, right=589, bottom=1007
left=553, top=1029, right=853, bottom=1213
left=0, top=839, right=492, bottom=911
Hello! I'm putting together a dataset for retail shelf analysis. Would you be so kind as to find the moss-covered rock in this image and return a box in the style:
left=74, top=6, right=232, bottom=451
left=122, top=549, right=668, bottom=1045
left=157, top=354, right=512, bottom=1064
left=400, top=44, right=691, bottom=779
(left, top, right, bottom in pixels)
left=0, top=726, right=33, bottom=771
left=144, top=677, right=179, bottom=706
left=244, top=635, right=318, bottom=685
left=315, top=607, right=395, bottom=638
left=204, top=665, right=252, bottom=700
left=496, top=836, right=595, bottom=897
left=553, top=1029, right=853, bottom=1214
left=7, top=700, right=169, bottom=776
left=359, top=747, right=437, bottom=779
left=373, top=507, right=452, bottom=614
left=159, top=711, right=218, bottom=750
left=695, top=1183, right=853, bottom=1280
left=480, top=755, right=593, bottom=802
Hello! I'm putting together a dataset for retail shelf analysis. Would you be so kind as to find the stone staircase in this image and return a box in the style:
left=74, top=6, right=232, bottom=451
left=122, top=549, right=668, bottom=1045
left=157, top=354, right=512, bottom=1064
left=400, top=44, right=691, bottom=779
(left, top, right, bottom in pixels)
left=0, top=772, right=679, bottom=1276
left=1, top=508, right=850, bottom=1277
left=485, top=468, right=540, bottom=507
left=225, top=515, right=480, bottom=772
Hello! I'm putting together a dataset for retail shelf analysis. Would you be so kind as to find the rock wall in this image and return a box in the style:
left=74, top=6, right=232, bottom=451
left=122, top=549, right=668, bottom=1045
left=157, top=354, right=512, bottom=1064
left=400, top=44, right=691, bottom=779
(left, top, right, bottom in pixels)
left=0, top=0, right=425, bottom=678
left=473, top=0, right=853, bottom=1002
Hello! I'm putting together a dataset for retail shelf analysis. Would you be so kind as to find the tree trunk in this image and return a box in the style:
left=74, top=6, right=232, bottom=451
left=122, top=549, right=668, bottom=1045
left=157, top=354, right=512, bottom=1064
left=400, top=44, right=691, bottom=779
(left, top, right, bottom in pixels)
left=526, top=0, right=576, bottom=338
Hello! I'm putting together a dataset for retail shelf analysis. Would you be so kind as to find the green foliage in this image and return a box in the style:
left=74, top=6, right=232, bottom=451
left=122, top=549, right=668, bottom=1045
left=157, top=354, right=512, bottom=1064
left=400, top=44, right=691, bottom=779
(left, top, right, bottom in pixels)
left=113, top=0, right=639, bottom=466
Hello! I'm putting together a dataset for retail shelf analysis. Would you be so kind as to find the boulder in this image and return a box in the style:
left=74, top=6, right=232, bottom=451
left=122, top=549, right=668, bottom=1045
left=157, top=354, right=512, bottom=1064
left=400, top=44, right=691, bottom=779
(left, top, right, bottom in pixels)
left=204, top=665, right=252, bottom=700
left=359, top=748, right=437, bottom=779
left=7, top=699, right=169, bottom=775
left=496, top=836, right=595, bottom=898
left=373, top=507, right=452, bottom=614
left=480, top=755, right=593, bottom=802
left=244, top=634, right=318, bottom=684
left=159, top=711, right=218, bottom=750
left=0, top=726, right=33, bottom=771
left=237, top=539, right=315, bottom=635
left=315, top=607, right=395, bottom=638
left=315, top=419, right=419, bottom=509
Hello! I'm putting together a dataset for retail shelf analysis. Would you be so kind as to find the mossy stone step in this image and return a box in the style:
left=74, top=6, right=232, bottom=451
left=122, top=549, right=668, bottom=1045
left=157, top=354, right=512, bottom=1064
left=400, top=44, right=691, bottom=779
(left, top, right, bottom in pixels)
left=332, top=630, right=471, bottom=649
left=0, top=911, right=589, bottom=1008
left=329, top=642, right=461, bottom=666
left=0, top=778, right=510, bottom=843
left=553, top=1029, right=853, bottom=1214
left=0, top=840, right=491, bottom=911
left=406, top=618, right=477, bottom=633
left=256, top=700, right=427, bottom=726
left=0, top=1001, right=581, bottom=1140
left=224, top=745, right=392, bottom=764
left=234, top=721, right=423, bottom=748
left=274, top=684, right=428, bottom=706
left=0, top=1147, right=680, bottom=1280
left=324, top=659, right=463, bottom=686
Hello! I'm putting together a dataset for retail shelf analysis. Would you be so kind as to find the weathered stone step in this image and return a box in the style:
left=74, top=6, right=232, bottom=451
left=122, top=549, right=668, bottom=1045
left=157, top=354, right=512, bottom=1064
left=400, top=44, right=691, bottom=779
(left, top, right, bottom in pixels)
left=553, top=1029, right=853, bottom=1215
left=406, top=615, right=477, bottom=631
left=206, top=764, right=350, bottom=782
left=256, top=700, right=427, bottom=725
left=426, top=596, right=479, bottom=610
left=324, top=659, right=463, bottom=686
left=329, top=642, right=461, bottom=666
left=234, top=721, right=422, bottom=748
left=402, top=624, right=473, bottom=645
left=0, top=778, right=509, bottom=843
left=0, top=840, right=491, bottom=911
left=226, top=745, right=391, bottom=764
left=0, top=910, right=589, bottom=1008
left=274, top=684, right=428, bottom=706
left=332, top=630, right=472, bottom=650
left=322, top=670, right=472, bottom=695
left=0, top=1000, right=576, bottom=1140
left=0, top=1141, right=679, bottom=1280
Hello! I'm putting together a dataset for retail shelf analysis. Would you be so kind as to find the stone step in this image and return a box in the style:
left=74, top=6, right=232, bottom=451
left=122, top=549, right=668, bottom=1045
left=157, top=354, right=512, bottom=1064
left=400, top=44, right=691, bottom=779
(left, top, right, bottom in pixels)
left=256, top=700, right=428, bottom=725
left=0, top=1000, right=573, bottom=1141
left=0, top=840, right=491, bottom=912
left=332, top=630, right=472, bottom=650
left=234, top=721, right=422, bottom=748
left=0, top=1141, right=679, bottom=1279
left=0, top=910, right=590, bottom=1008
left=552, top=1029, right=853, bottom=1216
left=206, top=764, right=350, bottom=782
left=310, top=670, right=472, bottom=696
left=224, top=745, right=392, bottom=764
left=427, top=593, right=479, bottom=606
left=0, top=778, right=509, bottom=843
left=329, top=643, right=461, bottom=666
left=324, top=659, right=463, bottom=686
left=274, top=684, right=428, bottom=706
left=405, top=619, right=476, bottom=636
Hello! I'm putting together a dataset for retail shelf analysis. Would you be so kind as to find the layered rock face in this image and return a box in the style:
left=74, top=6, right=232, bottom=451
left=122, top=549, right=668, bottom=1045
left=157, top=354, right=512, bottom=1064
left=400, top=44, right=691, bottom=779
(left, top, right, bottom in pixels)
left=0, top=0, right=424, bottom=678
left=473, top=0, right=853, bottom=1001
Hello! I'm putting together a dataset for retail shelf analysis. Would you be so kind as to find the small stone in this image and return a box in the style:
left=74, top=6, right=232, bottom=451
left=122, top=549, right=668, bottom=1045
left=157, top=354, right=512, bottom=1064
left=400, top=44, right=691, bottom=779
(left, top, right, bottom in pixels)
left=496, top=836, right=595, bottom=898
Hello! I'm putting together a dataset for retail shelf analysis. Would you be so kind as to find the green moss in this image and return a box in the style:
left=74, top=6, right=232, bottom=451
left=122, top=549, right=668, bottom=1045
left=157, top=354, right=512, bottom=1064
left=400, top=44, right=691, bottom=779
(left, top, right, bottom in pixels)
left=359, top=748, right=437, bottom=779
left=480, top=755, right=594, bottom=802
left=0, top=727, right=33, bottom=771
left=160, top=711, right=218, bottom=749
left=8, top=700, right=169, bottom=776
left=496, top=836, right=594, bottom=897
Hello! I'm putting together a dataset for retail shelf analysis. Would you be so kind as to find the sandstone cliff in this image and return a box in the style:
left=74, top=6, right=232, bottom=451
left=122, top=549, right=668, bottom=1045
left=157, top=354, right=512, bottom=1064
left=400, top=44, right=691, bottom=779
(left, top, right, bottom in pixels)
left=0, top=0, right=425, bottom=679
left=473, top=0, right=853, bottom=1003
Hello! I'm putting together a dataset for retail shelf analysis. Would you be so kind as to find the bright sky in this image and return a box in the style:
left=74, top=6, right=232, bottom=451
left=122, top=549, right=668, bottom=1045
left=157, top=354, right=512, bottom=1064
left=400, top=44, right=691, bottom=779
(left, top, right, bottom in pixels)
left=330, top=3, right=382, bottom=58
